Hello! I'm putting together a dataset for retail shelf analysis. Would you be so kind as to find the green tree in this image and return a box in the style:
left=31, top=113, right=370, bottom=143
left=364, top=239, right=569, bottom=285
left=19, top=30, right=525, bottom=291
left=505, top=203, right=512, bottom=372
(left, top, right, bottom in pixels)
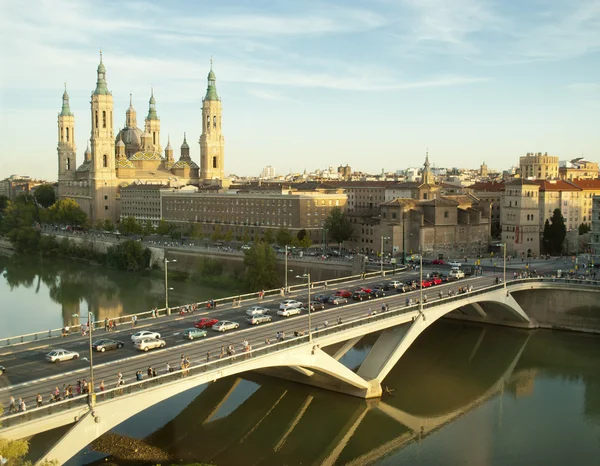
left=223, top=229, right=234, bottom=242
left=0, top=200, right=37, bottom=235
left=102, top=219, right=115, bottom=232
left=299, top=235, right=312, bottom=248
left=241, top=228, right=251, bottom=244
left=211, top=225, right=222, bottom=241
left=8, top=226, right=41, bottom=253
left=142, top=220, right=155, bottom=237
left=0, top=194, right=9, bottom=213
left=297, top=229, right=307, bottom=241
left=120, top=216, right=143, bottom=236
left=156, top=219, right=171, bottom=236
left=543, top=208, right=567, bottom=255
left=243, top=242, right=280, bottom=290
left=276, top=228, right=293, bottom=247
left=542, top=219, right=551, bottom=253
left=324, top=207, right=353, bottom=247
left=578, top=223, right=591, bottom=235
left=106, top=240, right=147, bottom=271
left=189, top=222, right=203, bottom=242
left=48, top=198, right=87, bottom=226
left=34, top=184, right=56, bottom=208
left=262, top=229, right=274, bottom=244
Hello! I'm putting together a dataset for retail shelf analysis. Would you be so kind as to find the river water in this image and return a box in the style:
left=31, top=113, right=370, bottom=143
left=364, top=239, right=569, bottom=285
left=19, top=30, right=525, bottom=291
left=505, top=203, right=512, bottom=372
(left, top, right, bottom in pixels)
left=1, top=255, right=599, bottom=465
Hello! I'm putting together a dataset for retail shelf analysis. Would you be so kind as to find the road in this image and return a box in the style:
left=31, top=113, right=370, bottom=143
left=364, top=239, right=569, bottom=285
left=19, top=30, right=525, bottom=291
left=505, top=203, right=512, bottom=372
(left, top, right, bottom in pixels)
left=0, top=270, right=500, bottom=411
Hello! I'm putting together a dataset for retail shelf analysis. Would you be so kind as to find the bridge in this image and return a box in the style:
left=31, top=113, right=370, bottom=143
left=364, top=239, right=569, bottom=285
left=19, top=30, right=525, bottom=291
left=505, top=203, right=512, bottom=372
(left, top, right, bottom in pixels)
left=1, top=276, right=598, bottom=464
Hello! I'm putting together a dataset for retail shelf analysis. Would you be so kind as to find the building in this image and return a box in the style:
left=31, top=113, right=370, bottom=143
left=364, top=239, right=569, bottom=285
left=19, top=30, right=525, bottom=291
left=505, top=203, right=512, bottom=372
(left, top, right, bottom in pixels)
left=559, top=158, right=599, bottom=181
left=260, top=166, right=276, bottom=180
left=501, top=180, right=540, bottom=258
left=338, top=165, right=352, bottom=180
left=589, top=195, right=600, bottom=256
left=469, top=181, right=504, bottom=238
left=519, top=152, right=559, bottom=180
left=0, top=175, right=48, bottom=200
left=480, top=162, right=488, bottom=178
left=57, top=53, right=225, bottom=224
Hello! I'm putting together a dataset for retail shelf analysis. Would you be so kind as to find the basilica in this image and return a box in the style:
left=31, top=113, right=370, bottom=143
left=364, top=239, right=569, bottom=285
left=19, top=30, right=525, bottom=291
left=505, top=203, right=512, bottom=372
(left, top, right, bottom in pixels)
left=57, top=53, right=225, bottom=224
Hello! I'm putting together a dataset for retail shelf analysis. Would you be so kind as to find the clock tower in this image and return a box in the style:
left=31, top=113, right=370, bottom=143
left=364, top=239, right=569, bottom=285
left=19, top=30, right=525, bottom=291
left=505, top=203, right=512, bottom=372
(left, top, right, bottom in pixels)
left=199, top=59, right=225, bottom=181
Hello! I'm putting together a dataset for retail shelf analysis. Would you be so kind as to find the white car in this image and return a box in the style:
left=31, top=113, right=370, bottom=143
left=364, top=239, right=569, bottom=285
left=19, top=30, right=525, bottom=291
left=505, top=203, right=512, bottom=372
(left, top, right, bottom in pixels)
left=213, top=320, right=240, bottom=332
left=279, top=299, right=303, bottom=311
left=134, top=338, right=166, bottom=352
left=277, top=307, right=302, bottom=317
left=246, top=314, right=272, bottom=325
left=46, top=349, right=80, bottom=363
left=448, top=261, right=462, bottom=267
left=130, top=330, right=161, bottom=343
left=245, top=306, right=270, bottom=316
left=388, top=280, right=402, bottom=289
left=449, top=269, right=465, bottom=279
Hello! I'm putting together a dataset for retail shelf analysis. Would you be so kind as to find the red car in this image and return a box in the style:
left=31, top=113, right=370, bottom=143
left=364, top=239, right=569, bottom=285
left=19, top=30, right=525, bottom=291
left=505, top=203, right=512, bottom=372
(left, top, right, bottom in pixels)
left=334, top=289, right=352, bottom=298
left=420, top=280, right=432, bottom=288
left=195, top=318, right=218, bottom=329
left=360, top=287, right=372, bottom=294
left=429, top=277, right=442, bottom=285
left=432, top=259, right=445, bottom=265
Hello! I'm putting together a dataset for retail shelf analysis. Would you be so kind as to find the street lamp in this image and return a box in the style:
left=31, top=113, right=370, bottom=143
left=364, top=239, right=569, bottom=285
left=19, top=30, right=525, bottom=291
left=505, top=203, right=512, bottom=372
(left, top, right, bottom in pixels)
left=502, top=243, right=507, bottom=289
left=380, top=236, right=390, bottom=277
left=296, top=273, right=312, bottom=342
left=419, top=250, right=424, bottom=318
left=284, top=245, right=289, bottom=292
left=165, top=258, right=176, bottom=315
left=87, top=311, right=95, bottom=407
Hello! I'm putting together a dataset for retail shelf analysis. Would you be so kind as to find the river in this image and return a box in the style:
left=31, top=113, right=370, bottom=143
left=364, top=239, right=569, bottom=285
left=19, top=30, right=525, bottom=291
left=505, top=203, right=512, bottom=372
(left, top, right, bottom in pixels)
left=1, top=255, right=599, bottom=465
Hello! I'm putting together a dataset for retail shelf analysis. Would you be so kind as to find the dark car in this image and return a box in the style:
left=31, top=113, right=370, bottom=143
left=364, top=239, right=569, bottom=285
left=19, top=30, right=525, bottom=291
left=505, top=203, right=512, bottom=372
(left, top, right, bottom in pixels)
left=352, top=290, right=371, bottom=301
left=92, top=339, right=124, bottom=352
left=370, top=289, right=386, bottom=298
left=373, top=283, right=391, bottom=291
left=195, top=317, right=219, bottom=329
left=313, top=294, right=330, bottom=303
left=396, top=285, right=409, bottom=293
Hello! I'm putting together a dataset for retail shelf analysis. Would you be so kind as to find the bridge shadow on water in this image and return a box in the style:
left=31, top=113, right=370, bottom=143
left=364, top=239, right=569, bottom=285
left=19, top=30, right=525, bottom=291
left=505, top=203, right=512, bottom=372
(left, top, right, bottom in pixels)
left=25, top=320, right=599, bottom=466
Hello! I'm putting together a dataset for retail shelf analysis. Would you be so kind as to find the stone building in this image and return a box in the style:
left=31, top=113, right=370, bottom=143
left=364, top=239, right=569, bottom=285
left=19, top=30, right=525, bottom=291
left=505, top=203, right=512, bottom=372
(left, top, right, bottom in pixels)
left=501, top=180, right=540, bottom=258
left=469, top=181, right=504, bottom=238
left=57, top=53, right=225, bottom=225
left=589, top=195, right=600, bottom=256
left=519, top=152, right=559, bottom=180
left=559, top=159, right=599, bottom=181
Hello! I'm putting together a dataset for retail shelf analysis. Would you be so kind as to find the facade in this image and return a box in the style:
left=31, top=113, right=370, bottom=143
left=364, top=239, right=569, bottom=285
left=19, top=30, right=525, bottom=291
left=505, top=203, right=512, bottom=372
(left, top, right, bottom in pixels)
left=501, top=180, right=540, bottom=257
left=589, top=196, right=600, bottom=256
left=338, top=165, right=352, bottom=180
left=57, top=53, right=225, bottom=224
left=0, top=175, right=49, bottom=200
left=519, top=152, right=559, bottom=180
left=260, top=166, right=276, bottom=179
left=559, top=159, right=599, bottom=181
left=469, top=181, right=505, bottom=238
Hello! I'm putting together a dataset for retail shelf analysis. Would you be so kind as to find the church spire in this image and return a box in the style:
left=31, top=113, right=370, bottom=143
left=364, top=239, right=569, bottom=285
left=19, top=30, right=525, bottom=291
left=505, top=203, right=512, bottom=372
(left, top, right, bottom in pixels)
left=146, top=87, right=158, bottom=120
left=205, top=57, right=219, bottom=101
left=93, top=51, right=110, bottom=95
left=126, top=92, right=137, bottom=127
left=60, top=83, right=73, bottom=116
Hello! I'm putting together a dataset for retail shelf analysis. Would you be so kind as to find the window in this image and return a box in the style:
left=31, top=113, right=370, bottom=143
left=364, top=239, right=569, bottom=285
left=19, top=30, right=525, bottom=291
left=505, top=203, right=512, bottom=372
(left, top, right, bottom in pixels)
left=212, top=156, right=217, bottom=169
left=103, top=154, right=108, bottom=168
left=444, top=211, right=449, bottom=218
left=207, top=115, right=210, bottom=129
left=66, top=158, right=71, bottom=170
left=213, top=115, right=217, bottom=128
left=104, top=195, right=108, bottom=200
left=66, top=127, right=69, bottom=142
left=102, top=111, right=106, bottom=128
left=392, top=212, right=397, bottom=219
left=95, top=111, right=98, bottom=129
left=105, top=206, right=108, bottom=210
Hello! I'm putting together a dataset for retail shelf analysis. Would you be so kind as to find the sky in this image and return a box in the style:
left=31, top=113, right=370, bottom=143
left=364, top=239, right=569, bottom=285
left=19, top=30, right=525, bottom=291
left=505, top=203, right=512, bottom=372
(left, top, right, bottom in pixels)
left=0, top=0, right=599, bottom=181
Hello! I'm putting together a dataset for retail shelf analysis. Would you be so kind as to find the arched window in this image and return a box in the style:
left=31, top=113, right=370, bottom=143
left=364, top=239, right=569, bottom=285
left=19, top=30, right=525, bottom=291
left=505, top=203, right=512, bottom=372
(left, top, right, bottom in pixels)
left=103, top=154, right=108, bottom=168
left=102, top=111, right=106, bottom=128
left=66, top=127, right=69, bottom=142
left=206, top=115, right=210, bottom=130
left=61, top=126, right=64, bottom=141
left=212, top=156, right=217, bottom=169
left=153, top=132, right=156, bottom=145
left=213, top=115, right=216, bottom=128
left=66, top=158, right=71, bottom=170
left=95, top=111, right=98, bottom=129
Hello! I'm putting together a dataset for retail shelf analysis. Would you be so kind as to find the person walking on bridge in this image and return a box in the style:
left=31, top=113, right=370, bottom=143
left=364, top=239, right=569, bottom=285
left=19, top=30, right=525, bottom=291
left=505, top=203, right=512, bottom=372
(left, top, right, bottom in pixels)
left=36, top=393, right=43, bottom=408
left=8, top=396, right=16, bottom=414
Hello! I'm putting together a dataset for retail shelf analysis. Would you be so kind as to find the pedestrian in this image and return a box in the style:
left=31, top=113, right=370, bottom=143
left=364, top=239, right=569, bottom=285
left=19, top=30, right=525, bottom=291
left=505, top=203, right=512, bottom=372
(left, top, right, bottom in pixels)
left=36, top=393, right=43, bottom=408
left=206, top=351, right=211, bottom=363
left=337, top=316, right=342, bottom=325
left=116, top=372, right=123, bottom=387
left=136, top=371, right=143, bottom=381
left=132, top=315, right=137, bottom=327
left=8, top=396, right=16, bottom=414
left=104, top=318, right=109, bottom=331
left=220, top=345, right=225, bottom=358
left=153, top=368, right=157, bottom=377
left=99, top=380, right=105, bottom=391
left=18, top=397, right=26, bottom=412
left=381, top=303, right=386, bottom=312
left=324, top=320, right=329, bottom=328
left=147, top=366, right=153, bottom=378
left=265, top=338, right=271, bottom=345
left=113, top=319, right=118, bottom=330
left=166, top=362, right=172, bottom=373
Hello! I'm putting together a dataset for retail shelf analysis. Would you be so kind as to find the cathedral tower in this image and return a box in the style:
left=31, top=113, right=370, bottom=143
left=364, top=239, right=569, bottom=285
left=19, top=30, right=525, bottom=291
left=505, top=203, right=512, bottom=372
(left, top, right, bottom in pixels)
left=199, top=59, right=225, bottom=180
left=144, top=88, right=161, bottom=153
left=90, top=52, right=117, bottom=221
left=57, top=84, right=76, bottom=196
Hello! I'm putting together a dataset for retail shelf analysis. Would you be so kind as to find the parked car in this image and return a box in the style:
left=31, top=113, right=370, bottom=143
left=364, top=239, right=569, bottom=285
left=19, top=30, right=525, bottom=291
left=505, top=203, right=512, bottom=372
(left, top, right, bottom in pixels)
left=449, top=269, right=465, bottom=279
left=352, top=290, right=371, bottom=301
left=134, top=338, right=166, bottom=351
left=245, top=306, right=270, bottom=316
left=246, top=314, right=272, bottom=325
left=278, top=306, right=302, bottom=317
left=213, top=320, right=240, bottom=332
left=432, top=259, right=445, bottom=265
left=334, top=289, right=352, bottom=298
left=329, top=296, right=348, bottom=305
left=195, top=318, right=219, bottom=329
left=92, top=339, right=124, bottom=352
left=388, top=280, right=402, bottom=289
left=448, top=261, right=462, bottom=267
left=307, top=301, right=325, bottom=311
left=279, top=299, right=303, bottom=310
left=45, top=349, right=80, bottom=363
left=182, top=328, right=208, bottom=340
left=131, top=330, right=161, bottom=343
left=0, top=365, right=5, bottom=375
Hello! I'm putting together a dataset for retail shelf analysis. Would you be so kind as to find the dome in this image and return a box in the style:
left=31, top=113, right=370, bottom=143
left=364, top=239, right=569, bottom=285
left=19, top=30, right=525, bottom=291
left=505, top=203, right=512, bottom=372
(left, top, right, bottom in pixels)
left=115, top=126, right=143, bottom=153
left=130, top=150, right=162, bottom=161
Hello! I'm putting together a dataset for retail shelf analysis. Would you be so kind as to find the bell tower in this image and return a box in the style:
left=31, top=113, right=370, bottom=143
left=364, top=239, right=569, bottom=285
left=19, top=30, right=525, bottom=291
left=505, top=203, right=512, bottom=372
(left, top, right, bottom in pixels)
left=144, top=88, right=161, bottom=153
left=199, top=58, right=225, bottom=181
left=57, top=83, right=76, bottom=196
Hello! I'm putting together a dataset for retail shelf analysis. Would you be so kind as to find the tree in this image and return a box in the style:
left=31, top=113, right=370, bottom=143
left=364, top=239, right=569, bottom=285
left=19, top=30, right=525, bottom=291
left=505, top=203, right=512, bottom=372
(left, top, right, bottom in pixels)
left=119, top=216, right=143, bottom=236
left=324, top=207, right=353, bottom=246
left=297, top=229, right=307, bottom=241
left=48, top=198, right=87, bottom=226
left=156, top=219, right=171, bottom=236
left=223, top=229, right=234, bottom=242
left=276, top=228, right=293, bottom=247
left=0, top=194, right=9, bottom=213
left=262, top=229, right=274, bottom=245
left=189, top=222, right=204, bottom=243
left=142, top=220, right=155, bottom=237
left=243, top=242, right=280, bottom=290
left=299, top=235, right=312, bottom=248
left=543, top=208, right=567, bottom=255
left=211, top=225, right=222, bottom=241
left=102, top=219, right=115, bottom=232
left=0, top=200, right=37, bottom=235
left=106, top=240, right=147, bottom=271
left=578, top=223, right=591, bottom=235
left=34, top=184, right=56, bottom=208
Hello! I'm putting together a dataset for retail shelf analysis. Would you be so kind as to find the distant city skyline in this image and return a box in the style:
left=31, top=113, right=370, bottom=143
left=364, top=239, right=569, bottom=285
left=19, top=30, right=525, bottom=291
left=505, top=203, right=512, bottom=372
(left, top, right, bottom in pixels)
left=1, top=0, right=599, bottom=181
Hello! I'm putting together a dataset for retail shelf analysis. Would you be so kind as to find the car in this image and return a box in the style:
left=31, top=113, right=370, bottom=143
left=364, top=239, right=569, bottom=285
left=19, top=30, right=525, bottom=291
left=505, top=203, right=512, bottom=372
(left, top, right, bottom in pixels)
left=449, top=269, right=465, bottom=279
left=359, top=287, right=373, bottom=294
left=449, top=261, right=462, bottom=267
left=429, top=277, right=443, bottom=286
left=182, top=328, right=208, bottom=340
left=277, top=307, right=302, bottom=317
left=334, top=289, right=352, bottom=298
left=388, top=280, right=402, bottom=289
left=0, top=365, right=6, bottom=375
left=45, top=349, right=80, bottom=363
left=352, top=290, right=371, bottom=301
left=195, top=317, right=219, bottom=329
left=279, top=299, right=303, bottom=310
left=92, top=339, right=124, bottom=352
left=329, top=296, right=348, bottom=305
left=245, top=306, right=270, bottom=316
left=213, top=320, right=240, bottom=332
left=246, top=314, right=272, bottom=325
left=420, top=280, right=432, bottom=288
left=396, top=285, right=409, bottom=293
left=432, top=259, right=445, bottom=265
left=374, top=283, right=391, bottom=291
left=370, top=289, right=386, bottom=298
left=134, top=338, right=166, bottom=351
left=131, top=330, right=161, bottom=342
left=307, top=301, right=325, bottom=311
left=313, top=294, right=330, bottom=303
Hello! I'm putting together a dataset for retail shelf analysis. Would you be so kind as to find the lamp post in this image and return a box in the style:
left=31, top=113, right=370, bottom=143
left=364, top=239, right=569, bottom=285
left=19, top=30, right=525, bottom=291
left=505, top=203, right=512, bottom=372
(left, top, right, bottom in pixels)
left=503, top=242, right=507, bottom=289
left=402, top=211, right=406, bottom=265
left=419, top=250, right=424, bottom=315
left=296, top=273, right=312, bottom=342
left=165, top=258, right=176, bottom=315
left=284, top=245, right=289, bottom=292
left=380, top=235, right=390, bottom=277
left=87, top=311, right=95, bottom=407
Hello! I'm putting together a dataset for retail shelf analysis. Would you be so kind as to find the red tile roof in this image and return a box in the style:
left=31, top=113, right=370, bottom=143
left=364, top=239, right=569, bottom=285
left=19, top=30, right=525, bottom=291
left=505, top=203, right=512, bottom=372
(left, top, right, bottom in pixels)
left=470, top=181, right=505, bottom=192
left=531, top=180, right=580, bottom=191
left=568, top=179, right=600, bottom=190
